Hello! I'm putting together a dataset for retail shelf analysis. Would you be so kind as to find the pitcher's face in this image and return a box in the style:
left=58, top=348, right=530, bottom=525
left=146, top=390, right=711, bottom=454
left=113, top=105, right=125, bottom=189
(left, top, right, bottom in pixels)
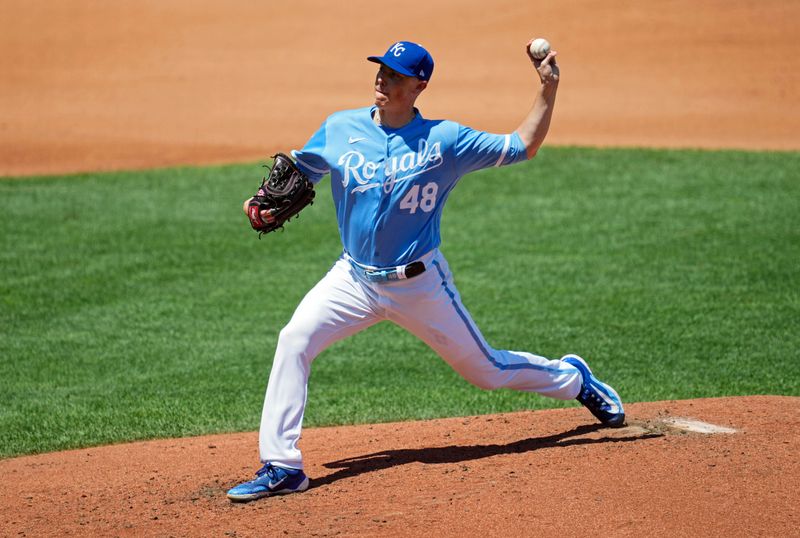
left=374, top=65, right=426, bottom=111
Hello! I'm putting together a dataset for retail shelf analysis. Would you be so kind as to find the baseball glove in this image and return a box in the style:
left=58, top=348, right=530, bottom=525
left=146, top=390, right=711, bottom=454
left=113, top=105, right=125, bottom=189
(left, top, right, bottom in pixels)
left=246, top=153, right=315, bottom=236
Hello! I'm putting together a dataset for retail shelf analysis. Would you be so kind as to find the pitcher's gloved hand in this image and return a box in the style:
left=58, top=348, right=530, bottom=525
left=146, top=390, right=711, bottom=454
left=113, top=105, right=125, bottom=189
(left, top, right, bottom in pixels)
left=245, top=153, right=315, bottom=236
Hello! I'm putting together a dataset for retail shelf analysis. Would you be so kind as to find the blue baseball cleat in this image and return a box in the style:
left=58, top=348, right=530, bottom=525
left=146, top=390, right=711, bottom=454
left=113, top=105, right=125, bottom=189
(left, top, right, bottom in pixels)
left=562, top=354, right=625, bottom=427
left=227, top=462, right=309, bottom=502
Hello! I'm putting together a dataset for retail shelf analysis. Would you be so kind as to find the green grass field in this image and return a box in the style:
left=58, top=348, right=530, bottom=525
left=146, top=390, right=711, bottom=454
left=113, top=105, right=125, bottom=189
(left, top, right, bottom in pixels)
left=1, top=147, right=798, bottom=458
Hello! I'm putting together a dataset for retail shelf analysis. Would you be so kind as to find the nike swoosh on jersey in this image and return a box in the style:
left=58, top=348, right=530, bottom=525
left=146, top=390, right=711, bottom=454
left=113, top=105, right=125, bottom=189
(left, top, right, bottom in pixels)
left=348, top=136, right=366, bottom=144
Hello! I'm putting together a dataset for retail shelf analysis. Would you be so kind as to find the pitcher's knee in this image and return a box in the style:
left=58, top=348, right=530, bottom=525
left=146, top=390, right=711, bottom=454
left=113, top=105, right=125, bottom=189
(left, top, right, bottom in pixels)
left=276, top=324, right=314, bottom=362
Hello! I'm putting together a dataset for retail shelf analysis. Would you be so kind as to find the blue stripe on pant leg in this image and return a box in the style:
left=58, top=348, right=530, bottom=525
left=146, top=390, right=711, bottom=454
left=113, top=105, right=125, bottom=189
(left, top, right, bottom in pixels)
left=431, top=260, right=569, bottom=374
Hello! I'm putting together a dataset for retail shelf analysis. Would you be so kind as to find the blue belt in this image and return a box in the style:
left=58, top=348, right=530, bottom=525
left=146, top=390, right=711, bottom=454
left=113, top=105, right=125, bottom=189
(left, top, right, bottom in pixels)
left=362, top=260, right=426, bottom=282
left=345, top=253, right=427, bottom=283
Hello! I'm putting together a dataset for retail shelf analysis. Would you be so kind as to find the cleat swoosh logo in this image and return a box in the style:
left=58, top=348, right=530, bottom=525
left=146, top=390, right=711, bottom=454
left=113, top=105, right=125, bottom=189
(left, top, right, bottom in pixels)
left=348, top=136, right=366, bottom=144
left=596, top=386, right=621, bottom=414
left=268, top=478, right=285, bottom=490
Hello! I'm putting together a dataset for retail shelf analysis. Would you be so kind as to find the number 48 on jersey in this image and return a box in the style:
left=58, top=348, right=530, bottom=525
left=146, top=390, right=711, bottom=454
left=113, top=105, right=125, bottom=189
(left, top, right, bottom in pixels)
left=400, top=181, right=438, bottom=214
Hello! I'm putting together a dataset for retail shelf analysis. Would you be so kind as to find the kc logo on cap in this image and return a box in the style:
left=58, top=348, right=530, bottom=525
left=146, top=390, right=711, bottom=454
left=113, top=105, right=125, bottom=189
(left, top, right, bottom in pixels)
left=390, top=42, right=406, bottom=57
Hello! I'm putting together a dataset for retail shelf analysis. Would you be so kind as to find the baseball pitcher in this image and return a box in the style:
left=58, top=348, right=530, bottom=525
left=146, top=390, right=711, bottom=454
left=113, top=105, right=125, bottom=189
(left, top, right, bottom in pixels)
left=228, top=40, right=625, bottom=502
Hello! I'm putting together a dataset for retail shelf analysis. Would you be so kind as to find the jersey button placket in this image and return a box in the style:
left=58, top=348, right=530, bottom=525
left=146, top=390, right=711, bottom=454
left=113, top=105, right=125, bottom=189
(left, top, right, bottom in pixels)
left=370, top=134, right=394, bottom=263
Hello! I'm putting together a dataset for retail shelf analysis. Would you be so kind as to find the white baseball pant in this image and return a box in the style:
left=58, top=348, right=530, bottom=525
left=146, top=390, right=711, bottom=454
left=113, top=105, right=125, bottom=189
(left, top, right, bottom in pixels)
left=259, top=249, right=582, bottom=469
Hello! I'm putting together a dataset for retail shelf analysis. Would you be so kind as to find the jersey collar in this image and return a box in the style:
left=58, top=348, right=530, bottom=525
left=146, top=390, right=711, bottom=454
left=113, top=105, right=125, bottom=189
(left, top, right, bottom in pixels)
left=369, top=106, right=423, bottom=132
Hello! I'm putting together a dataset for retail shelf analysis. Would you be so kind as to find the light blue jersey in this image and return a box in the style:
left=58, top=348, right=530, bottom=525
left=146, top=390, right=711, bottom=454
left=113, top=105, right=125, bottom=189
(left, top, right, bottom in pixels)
left=292, top=105, right=528, bottom=267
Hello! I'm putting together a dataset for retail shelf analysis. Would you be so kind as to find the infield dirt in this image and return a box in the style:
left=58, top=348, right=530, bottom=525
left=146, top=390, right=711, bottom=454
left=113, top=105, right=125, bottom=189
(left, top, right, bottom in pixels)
left=1, top=1, right=798, bottom=536
left=2, top=397, right=798, bottom=536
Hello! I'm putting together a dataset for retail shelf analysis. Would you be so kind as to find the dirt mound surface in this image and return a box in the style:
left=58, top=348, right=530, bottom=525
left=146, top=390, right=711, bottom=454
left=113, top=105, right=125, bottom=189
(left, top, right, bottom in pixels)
left=2, top=396, right=797, bottom=537
left=2, top=0, right=799, bottom=177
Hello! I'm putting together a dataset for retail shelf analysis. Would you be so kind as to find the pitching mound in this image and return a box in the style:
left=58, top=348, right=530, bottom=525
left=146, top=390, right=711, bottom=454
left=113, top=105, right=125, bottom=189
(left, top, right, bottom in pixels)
left=2, top=396, right=797, bottom=536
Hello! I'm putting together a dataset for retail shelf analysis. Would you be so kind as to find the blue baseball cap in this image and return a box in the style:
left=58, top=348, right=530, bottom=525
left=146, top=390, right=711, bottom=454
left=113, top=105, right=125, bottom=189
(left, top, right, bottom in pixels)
left=367, top=41, right=434, bottom=81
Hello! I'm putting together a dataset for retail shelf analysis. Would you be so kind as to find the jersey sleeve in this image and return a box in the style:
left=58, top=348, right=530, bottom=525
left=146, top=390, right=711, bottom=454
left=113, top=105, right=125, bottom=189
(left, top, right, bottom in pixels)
left=291, top=120, right=330, bottom=184
left=454, top=125, right=528, bottom=177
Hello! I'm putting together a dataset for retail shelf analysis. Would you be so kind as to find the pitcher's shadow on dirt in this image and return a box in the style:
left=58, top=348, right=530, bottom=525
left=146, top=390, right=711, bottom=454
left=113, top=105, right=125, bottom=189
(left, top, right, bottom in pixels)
left=313, top=423, right=661, bottom=489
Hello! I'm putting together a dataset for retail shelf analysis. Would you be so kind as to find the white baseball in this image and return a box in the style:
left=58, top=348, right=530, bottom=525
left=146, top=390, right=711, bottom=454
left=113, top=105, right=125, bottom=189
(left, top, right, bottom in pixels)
left=529, top=38, right=551, bottom=60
